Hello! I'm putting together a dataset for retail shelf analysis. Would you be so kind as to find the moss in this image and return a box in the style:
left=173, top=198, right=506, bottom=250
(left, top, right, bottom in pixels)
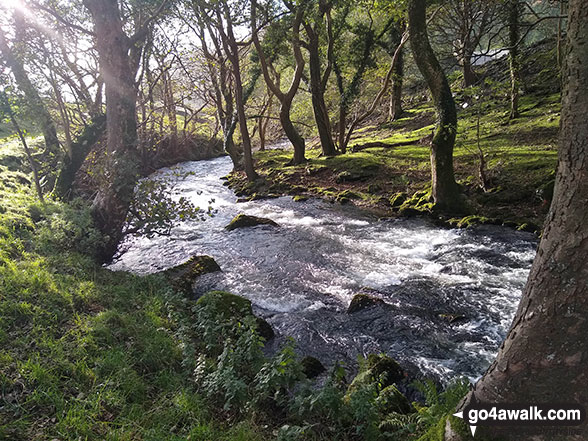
left=195, top=290, right=253, bottom=319
left=336, top=189, right=362, bottom=203
left=195, top=291, right=274, bottom=341
left=516, top=222, right=540, bottom=234
left=293, top=195, right=309, bottom=202
left=448, top=215, right=501, bottom=229
left=225, top=213, right=279, bottom=231
left=377, top=384, right=414, bottom=415
left=348, top=354, right=405, bottom=395
left=161, top=255, right=221, bottom=295
left=389, top=192, right=408, bottom=208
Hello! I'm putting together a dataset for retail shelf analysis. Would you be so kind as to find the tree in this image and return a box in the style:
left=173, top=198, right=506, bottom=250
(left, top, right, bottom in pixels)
left=507, top=0, right=521, bottom=119
left=408, top=0, right=462, bottom=212
left=190, top=11, right=244, bottom=170
left=446, top=1, right=588, bottom=438
left=0, top=17, right=61, bottom=167
left=251, top=0, right=307, bottom=164
left=431, top=0, right=498, bottom=88
left=299, top=0, right=338, bottom=157
left=332, top=7, right=396, bottom=153
left=83, top=0, right=168, bottom=261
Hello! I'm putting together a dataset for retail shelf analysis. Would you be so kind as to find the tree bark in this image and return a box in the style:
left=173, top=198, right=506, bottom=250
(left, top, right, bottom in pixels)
left=389, top=47, right=404, bottom=120
left=197, top=20, right=243, bottom=171
left=508, top=0, right=521, bottom=119
left=302, top=1, right=337, bottom=157
left=446, top=2, right=588, bottom=439
left=83, top=0, right=141, bottom=262
left=218, top=4, right=257, bottom=181
left=408, top=0, right=462, bottom=212
left=53, top=114, right=106, bottom=200
left=306, top=27, right=337, bottom=157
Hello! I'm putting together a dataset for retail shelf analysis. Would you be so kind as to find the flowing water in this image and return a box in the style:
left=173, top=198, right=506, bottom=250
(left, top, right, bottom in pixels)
left=109, top=155, right=538, bottom=383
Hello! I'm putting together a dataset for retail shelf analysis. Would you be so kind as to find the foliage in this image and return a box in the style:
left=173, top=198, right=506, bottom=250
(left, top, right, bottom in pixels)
left=127, top=169, right=212, bottom=237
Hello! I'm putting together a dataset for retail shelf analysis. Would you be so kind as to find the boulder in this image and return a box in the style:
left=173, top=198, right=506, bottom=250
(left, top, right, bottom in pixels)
left=376, top=384, right=414, bottom=415
left=347, top=354, right=406, bottom=395
left=195, top=290, right=274, bottom=341
left=301, top=356, right=326, bottom=379
left=224, top=213, right=279, bottom=231
left=161, top=255, right=221, bottom=294
left=347, top=294, right=386, bottom=314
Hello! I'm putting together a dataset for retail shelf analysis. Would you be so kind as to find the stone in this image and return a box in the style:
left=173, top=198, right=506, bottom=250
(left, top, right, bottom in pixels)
left=224, top=214, right=279, bottom=231
left=347, top=294, right=386, bottom=314
left=301, top=356, right=326, bottom=379
left=161, top=255, right=221, bottom=294
left=376, top=384, right=414, bottom=414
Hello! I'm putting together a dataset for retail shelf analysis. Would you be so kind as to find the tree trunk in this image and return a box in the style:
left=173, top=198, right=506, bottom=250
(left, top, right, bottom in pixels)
left=389, top=47, right=404, bottom=120
left=462, top=54, right=477, bottom=88
left=219, top=5, right=257, bottom=181
left=0, top=31, right=60, bottom=162
left=408, top=0, right=462, bottom=212
left=251, top=0, right=306, bottom=164
left=53, top=114, right=106, bottom=200
left=83, top=0, right=141, bottom=262
left=508, top=0, right=521, bottom=119
left=307, top=30, right=337, bottom=157
left=446, top=3, right=588, bottom=439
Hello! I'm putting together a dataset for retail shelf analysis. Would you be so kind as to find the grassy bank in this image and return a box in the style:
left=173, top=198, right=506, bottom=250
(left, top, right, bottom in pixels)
left=0, top=143, right=265, bottom=440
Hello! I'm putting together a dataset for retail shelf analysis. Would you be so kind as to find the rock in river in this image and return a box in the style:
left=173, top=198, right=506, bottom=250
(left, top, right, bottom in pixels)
left=224, top=213, right=279, bottom=231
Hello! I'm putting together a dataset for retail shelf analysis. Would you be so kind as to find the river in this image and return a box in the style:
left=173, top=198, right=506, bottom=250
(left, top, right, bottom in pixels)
left=109, top=155, right=538, bottom=383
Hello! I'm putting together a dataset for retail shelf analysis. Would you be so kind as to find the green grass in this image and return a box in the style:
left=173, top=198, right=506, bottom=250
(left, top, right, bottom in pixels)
left=0, top=155, right=263, bottom=440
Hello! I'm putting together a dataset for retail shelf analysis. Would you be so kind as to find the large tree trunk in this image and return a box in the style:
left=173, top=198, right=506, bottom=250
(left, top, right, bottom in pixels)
left=446, top=3, right=588, bottom=439
left=307, top=29, right=337, bottom=157
left=219, top=5, right=257, bottom=181
left=84, top=0, right=141, bottom=262
left=408, top=0, right=462, bottom=212
left=0, top=31, right=60, bottom=163
left=508, top=0, right=521, bottom=119
left=461, top=53, right=477, bottom=88
left=389, top=47, right=404, bottom=120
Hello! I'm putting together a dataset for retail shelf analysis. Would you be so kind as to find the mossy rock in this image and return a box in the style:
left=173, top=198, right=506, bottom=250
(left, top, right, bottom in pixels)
left=376, top=384, right=414, bottom=415
left=255, top=317, right=275, bottom=341
left=367, top=184, right=382, bottom=194
left=293, top=195, right=309, bottom=202
left=347, top=294, right=386, bottom=314
left=225, top=214, right=279, bottom=231
left=335, top=167, right=378, bottom=183
left=450, top=215, right=501, bottom=229
left=196, top=291, right=274, bottom=341
left=517, top=222, right=540, bottom=234
left=389, top=192, right=408, bottom=208
left=438, top=313, right=467, bottom=324
left=348, top=354, right=405, bottom=395
left=301, top=356, right=326, bottom=379
left=162, top=255, right=221, bottom=294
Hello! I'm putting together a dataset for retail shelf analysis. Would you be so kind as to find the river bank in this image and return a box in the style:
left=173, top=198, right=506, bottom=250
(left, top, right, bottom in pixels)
left=226, top=92, right=559, bottom=236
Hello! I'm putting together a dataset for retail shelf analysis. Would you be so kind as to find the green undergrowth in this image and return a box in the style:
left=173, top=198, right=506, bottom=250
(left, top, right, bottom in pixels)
left=0, top=163, right=265, bottom=440
left=0, top=146, right=472, bottom=440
